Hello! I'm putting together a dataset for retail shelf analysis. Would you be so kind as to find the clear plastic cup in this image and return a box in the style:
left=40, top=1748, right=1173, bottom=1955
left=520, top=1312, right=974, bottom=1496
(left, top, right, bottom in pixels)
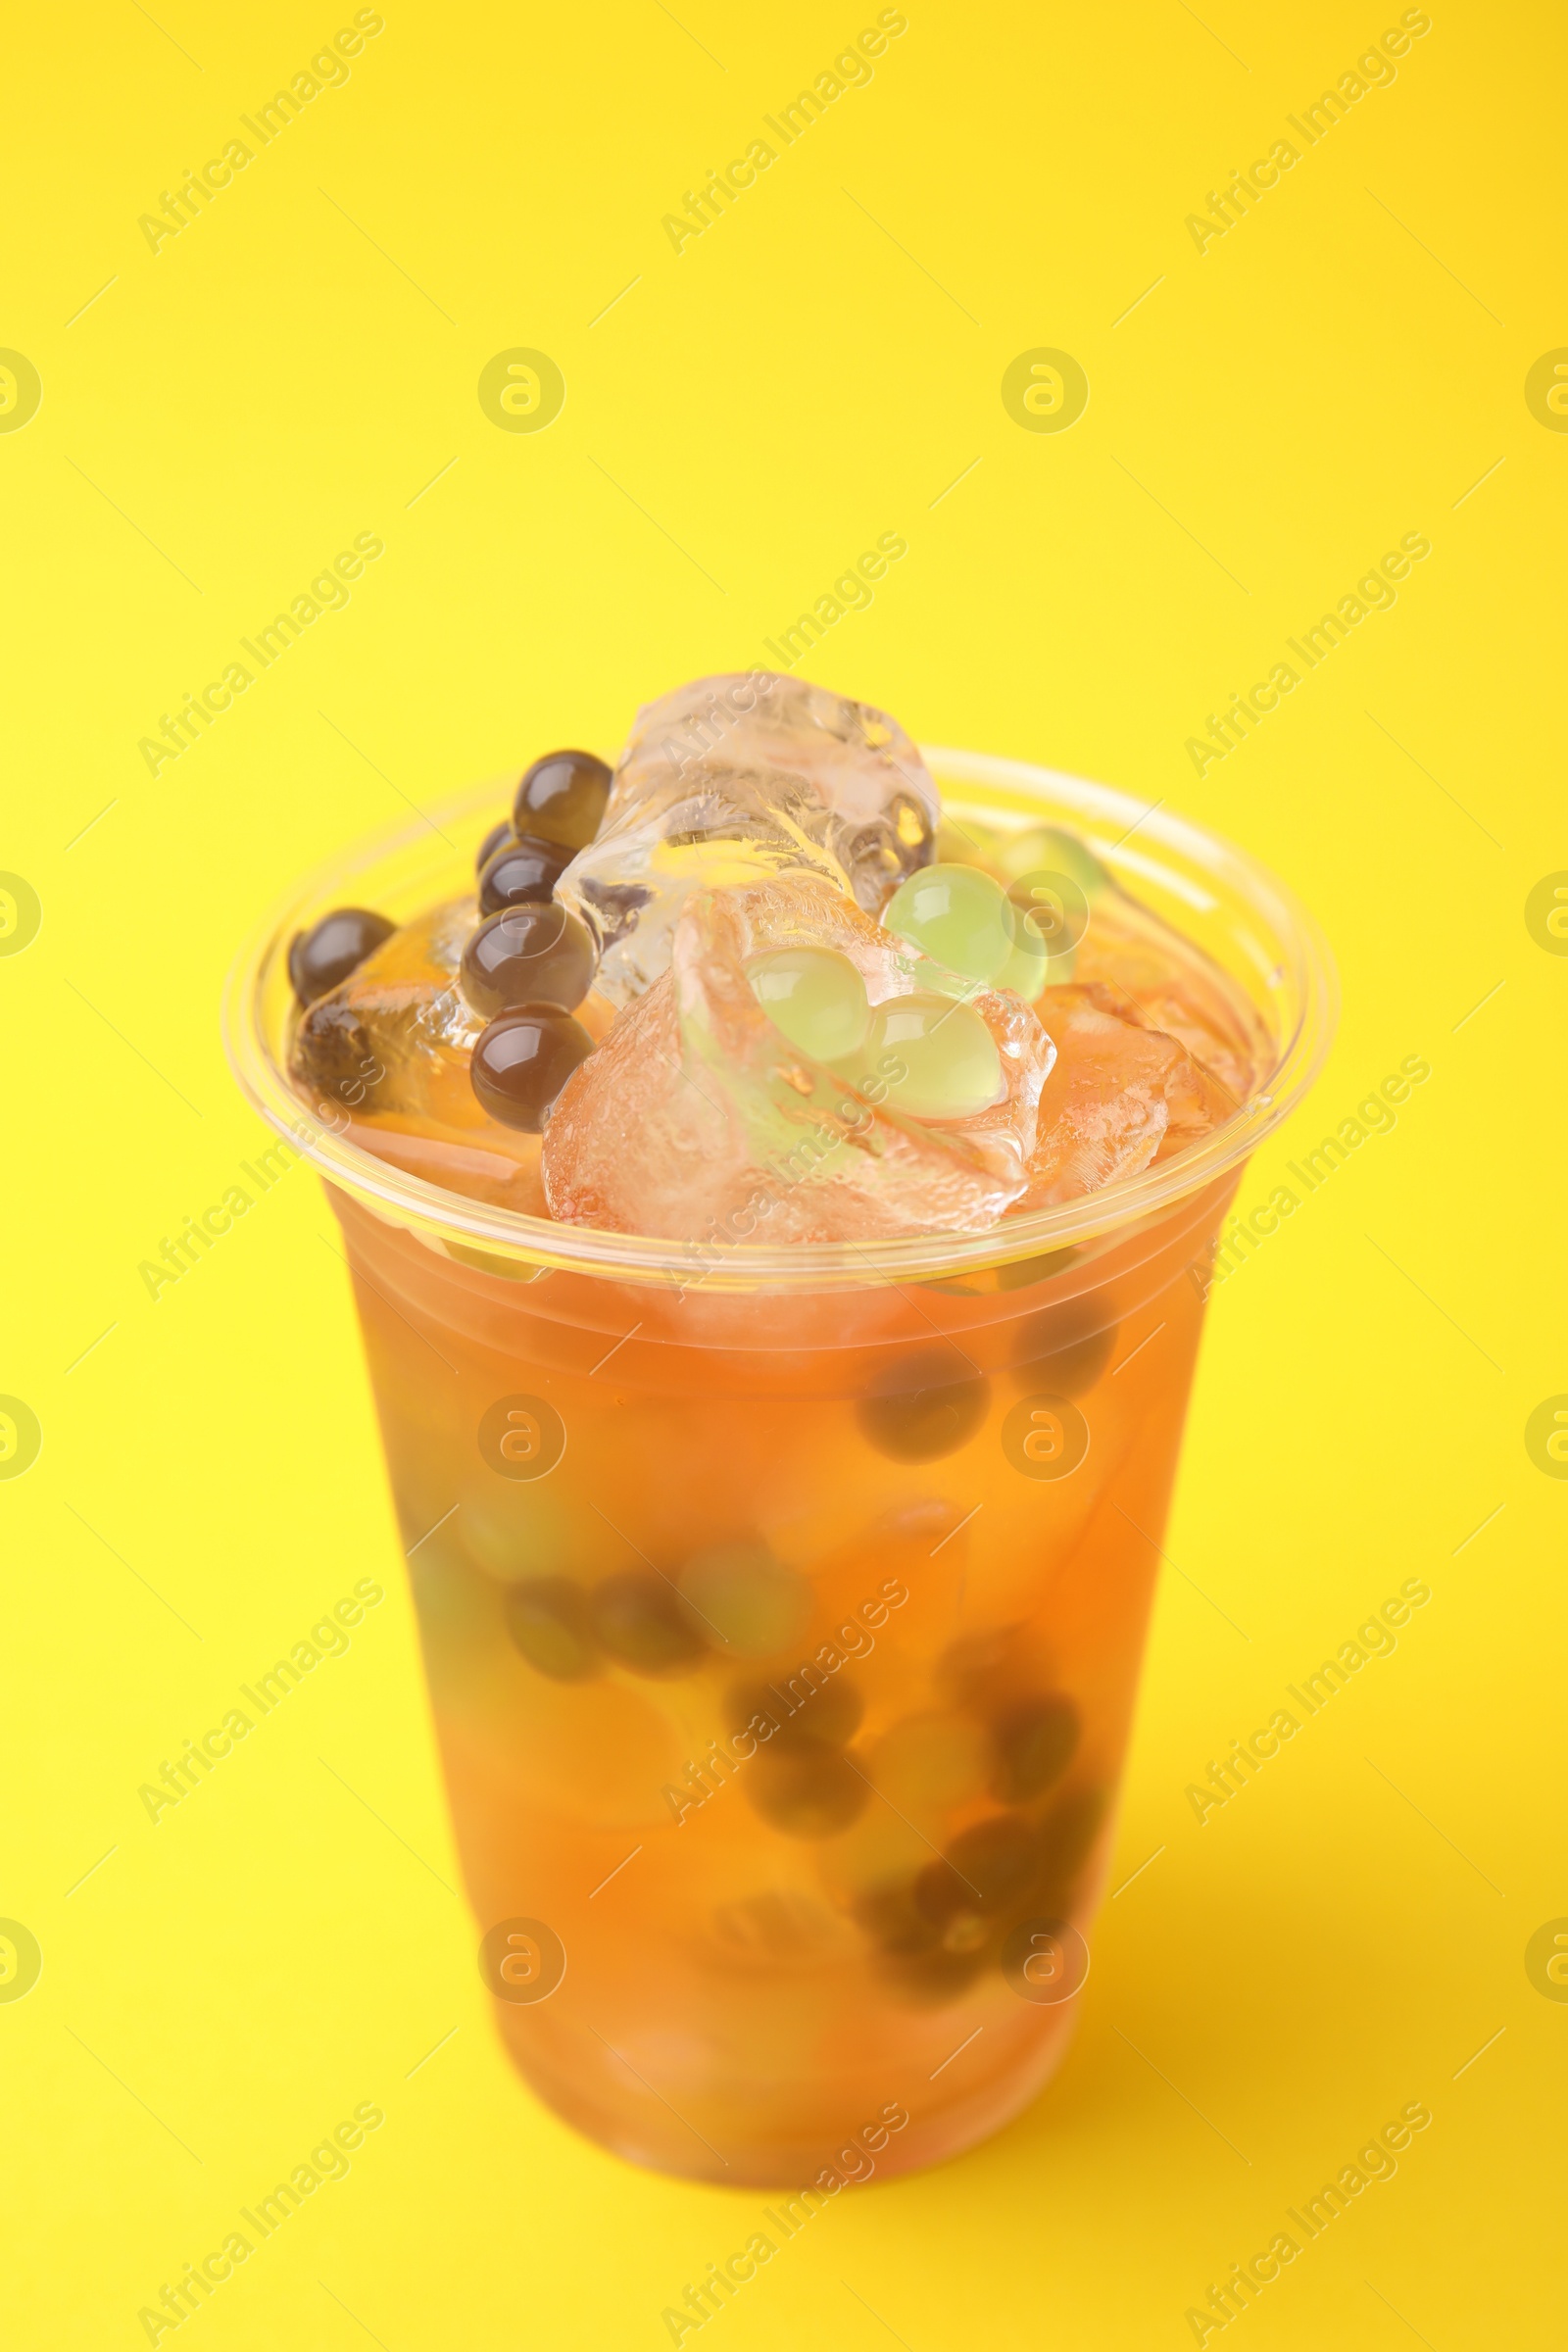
left=224, top=748, right=1334, bottom=2186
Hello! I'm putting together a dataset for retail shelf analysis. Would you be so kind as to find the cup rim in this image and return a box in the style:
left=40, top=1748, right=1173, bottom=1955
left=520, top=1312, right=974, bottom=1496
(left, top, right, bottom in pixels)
left=221, top=747, right=1338, bottom=1289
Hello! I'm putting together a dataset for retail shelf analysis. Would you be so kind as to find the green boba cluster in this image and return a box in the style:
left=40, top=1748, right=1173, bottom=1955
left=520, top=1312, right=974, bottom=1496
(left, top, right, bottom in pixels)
left=747, top=927, right=1004, bottom=1121
left=993, top=923, right=1051, bottom=1003
left=886, top=827, right=1108, bottom=1004
left=746, top=947, right=870, bottom=1062
left=862, top=994, right=1003, bottom=1119
left=883, top=864, right=1014, bottom=985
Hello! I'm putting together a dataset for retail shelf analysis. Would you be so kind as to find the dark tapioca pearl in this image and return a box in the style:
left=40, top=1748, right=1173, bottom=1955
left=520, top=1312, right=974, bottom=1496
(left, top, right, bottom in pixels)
left=504, top=1578, right=599, bottom=1681
left=461, top=904, right=597, bottom=1020
left=875, top=1946, right=985, bottom=2006
left=470, top=1006, right=595, bottom=1132
left=857, top=1350, right=991, bottom=1463
left=288, top=907, right=396, bottom=1005
left=514, top=750, right=612, bottom=853
left=1010, top=1300, right=1117, bottom=1396
left=991, top=1692, right=1080, bottom=1804
left=476, top=819, right=514, bottom=876
left=854, top=1879, right=941, bottom=1957
left=745, top=1747, right=869, bottom=1838
left=590, top=1571, right=706, bottom=1676
left=727, top=1676, right=863, bottom=1755
left=913, top=1812, right=1040, bottom=1930
left=1032, top=1784, right=1107, bottom=1911
left=479, top=833, right=575, bottom=914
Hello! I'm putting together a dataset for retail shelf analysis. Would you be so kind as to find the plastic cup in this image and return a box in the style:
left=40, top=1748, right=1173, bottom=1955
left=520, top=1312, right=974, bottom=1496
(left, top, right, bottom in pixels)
left=224, top=749, right=1333, bottom=2186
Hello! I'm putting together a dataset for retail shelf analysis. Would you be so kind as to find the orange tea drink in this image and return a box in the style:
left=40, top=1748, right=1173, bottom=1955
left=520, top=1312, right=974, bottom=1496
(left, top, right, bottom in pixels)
left=226, top=672, right=1332, bottom=2185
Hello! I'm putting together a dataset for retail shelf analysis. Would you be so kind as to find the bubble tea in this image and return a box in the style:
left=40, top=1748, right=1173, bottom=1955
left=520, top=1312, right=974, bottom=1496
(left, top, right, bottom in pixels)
left=232, top=671, right=1330, bottom=2185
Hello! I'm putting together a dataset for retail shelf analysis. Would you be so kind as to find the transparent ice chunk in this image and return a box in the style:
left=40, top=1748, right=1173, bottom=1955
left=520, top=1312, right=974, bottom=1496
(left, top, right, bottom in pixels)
left=541, top=873, right=1054, bottom=1245
left=289, top=896, right=481, bottom=1121
left=556, top=671, right=938, bottom=1005
left=288, top=895, right=553, bottom=1208
left=1016, top=983, right=1232, bottom=1209
left=1072, top=899, right=1266, bottom=1102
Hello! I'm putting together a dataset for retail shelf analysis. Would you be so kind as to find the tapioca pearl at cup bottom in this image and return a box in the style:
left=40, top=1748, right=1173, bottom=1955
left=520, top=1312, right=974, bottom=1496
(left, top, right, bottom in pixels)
left=744, top=1747, right=870, bottom=1838
left=677, top=1543, right=810, bottom=1658
left=1009, top=1303, right=1117, bottom=1395
left=590, top=1572, right=707, bottom=1675
left=503, top=1579, right=600, bottom=1681
left=726, top=1674, right=862, bottom=1754
left=858, top=1353, right=991, bottom=1462
left=990, top=1692, right=1080, bottom=1803
left=1034, top=1784, right=1107, bottom=1903
left=914, top=1812, right=1041, bottom=1928
left=855, top=1878, right=941, bottom=1956
left=858, top=1873, right=1004, bottom=1973
left=818, top=1807, right=936, bottom=1915
left=874, top=1943, right=986, bottom=2007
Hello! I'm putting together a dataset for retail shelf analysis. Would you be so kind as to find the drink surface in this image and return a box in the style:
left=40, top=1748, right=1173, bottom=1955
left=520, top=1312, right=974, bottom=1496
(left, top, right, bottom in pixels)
left=284, top=670, right=1270, bottom=1247
left=249, top=670, right=1302, bottom=2185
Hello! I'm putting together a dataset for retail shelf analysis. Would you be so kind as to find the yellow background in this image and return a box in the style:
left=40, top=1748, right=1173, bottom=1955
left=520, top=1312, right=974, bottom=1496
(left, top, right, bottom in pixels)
left=3, top=0, right=1562, bottom=2343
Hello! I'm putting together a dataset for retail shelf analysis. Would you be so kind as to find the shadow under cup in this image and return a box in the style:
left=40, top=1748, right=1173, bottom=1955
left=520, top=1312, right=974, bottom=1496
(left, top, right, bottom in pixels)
left=224, top=748, right=1334, bottom=2187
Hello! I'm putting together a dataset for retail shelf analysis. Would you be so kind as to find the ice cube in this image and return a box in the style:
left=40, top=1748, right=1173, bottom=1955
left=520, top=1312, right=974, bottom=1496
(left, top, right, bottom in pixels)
left=1016, top=983, right=1232, bottom=1208
left=541, top=872, right=1054, bottom=1244
left=556, top=671, right=938, bottom=1004
left=288, top=896, right=551, bottom=1207
left=1072, top=897, right=1266, bottom=1102
left=290, top=895, right=480, bottom=1119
